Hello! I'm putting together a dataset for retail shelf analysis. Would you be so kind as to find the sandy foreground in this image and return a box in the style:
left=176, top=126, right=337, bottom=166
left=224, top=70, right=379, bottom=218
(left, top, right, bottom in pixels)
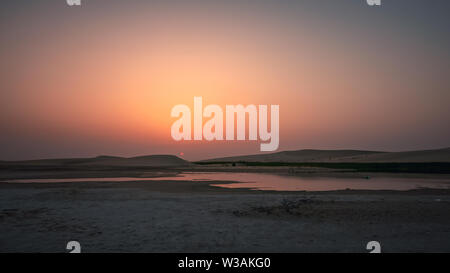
left=1, top=170, right=450, bottom=253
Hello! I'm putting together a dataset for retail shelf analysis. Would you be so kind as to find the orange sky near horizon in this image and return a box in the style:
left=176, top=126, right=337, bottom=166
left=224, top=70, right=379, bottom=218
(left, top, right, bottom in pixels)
left=1, top=0, right=449, bottom=160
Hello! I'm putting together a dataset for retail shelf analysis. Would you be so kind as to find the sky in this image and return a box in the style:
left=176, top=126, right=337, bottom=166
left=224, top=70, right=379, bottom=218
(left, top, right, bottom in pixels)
left=1, top=0, right=449, bottom=161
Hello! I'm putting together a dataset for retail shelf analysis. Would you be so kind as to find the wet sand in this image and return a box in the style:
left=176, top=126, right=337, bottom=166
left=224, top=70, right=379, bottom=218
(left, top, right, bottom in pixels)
left=1, top=169, right=450, bottom=253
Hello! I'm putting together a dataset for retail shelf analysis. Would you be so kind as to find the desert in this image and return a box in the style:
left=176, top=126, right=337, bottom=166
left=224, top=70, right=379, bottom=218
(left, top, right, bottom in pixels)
left=1, top=148, right=449, bottom=252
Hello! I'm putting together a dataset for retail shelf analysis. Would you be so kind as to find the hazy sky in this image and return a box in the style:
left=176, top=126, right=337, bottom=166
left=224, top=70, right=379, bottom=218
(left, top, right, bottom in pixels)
left=1, top=0, right=449, bottom=161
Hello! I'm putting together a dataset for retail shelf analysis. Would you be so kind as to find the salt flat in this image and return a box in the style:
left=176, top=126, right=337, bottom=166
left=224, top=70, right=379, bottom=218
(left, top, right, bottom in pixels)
left=1, top=177, right=449, bottom=253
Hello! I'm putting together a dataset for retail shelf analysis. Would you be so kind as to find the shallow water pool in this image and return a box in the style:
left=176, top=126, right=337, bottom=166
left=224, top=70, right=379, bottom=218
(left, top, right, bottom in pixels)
left=3, top=172, right=450, bottom=191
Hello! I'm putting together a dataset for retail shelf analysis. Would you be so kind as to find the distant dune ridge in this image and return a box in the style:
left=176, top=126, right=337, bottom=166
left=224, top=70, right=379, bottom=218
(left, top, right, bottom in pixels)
left=0, top=155, right=191, bottom=167
left=1, top=148, right=449, bottom=166
left=202, top=147, right=450, bottom=163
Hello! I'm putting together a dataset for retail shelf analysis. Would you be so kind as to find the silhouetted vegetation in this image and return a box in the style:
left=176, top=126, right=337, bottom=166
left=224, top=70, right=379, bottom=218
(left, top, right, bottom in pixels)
left=194, top=161, right=450, bottom=173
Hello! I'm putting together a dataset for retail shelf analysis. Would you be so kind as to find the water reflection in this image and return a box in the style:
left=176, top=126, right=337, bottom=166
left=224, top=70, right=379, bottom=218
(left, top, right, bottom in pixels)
left=3, top=172, right=450, bottom=191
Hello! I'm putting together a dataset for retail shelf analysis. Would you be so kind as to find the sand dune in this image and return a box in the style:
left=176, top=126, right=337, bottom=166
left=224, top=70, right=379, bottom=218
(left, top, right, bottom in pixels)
left=202, top=149, right=381, bottom=162
left=0, top=155, right=190, bottom=167
left=203, top=148, right=450, bottom=163
left=2, top=148, right=449, bottom=167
